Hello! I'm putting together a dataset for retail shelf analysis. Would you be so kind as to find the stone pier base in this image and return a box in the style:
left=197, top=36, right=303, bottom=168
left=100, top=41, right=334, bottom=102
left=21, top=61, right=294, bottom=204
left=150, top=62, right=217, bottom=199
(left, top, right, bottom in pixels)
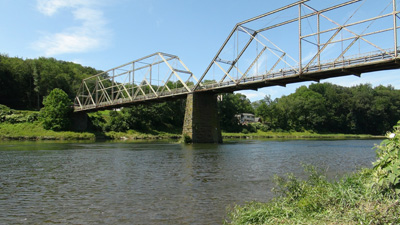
left=182, top=93, right=222, bottom=143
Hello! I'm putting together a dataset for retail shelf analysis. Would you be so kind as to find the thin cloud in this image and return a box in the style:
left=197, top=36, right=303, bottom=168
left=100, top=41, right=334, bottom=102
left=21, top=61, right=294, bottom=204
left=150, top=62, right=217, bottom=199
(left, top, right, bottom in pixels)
left=33, top=0, right=110, bottom=56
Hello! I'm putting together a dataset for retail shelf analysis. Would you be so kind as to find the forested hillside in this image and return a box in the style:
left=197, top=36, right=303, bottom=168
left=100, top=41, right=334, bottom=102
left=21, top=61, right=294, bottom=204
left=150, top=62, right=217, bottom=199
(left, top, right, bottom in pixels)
left=0, top=54, right=100, bottom=109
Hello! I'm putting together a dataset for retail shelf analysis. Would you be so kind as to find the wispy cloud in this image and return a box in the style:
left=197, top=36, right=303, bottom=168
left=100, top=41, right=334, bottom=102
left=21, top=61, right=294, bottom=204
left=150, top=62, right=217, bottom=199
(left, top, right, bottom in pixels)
left=33, top=0, right=110, bottom=56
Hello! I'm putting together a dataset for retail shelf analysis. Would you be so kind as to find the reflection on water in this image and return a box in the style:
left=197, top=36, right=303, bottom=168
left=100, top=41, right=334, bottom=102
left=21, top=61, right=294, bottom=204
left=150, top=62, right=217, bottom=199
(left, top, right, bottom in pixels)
left=0, top=139, right=380, bottom=224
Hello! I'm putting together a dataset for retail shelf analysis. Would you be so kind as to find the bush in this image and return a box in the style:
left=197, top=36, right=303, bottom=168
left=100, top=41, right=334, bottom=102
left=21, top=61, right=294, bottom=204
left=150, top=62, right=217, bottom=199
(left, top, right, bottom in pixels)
left=40, top=88, right=73, bottom=131
left=253, top=123, right=270, bottom=132
left=104, top=110, right=129, bottom=132
left=4, top=114, right=25, bottom=124
left=372, top=121, right=400, bottom=194
left=0, top=104, right=11, bottom=122
left=27, top=112, right=39, bottom=123
left=88, top=112, right=106, bottom=132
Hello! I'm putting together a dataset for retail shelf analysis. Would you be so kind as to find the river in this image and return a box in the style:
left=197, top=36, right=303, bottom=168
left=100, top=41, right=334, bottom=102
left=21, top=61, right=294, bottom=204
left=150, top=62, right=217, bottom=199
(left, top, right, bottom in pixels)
left=0, top=139, right=381, bottom=224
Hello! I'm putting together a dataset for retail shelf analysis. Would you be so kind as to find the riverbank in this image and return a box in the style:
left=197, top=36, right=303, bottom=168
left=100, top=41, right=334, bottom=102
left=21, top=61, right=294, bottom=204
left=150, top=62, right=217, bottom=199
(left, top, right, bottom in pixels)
left=0, top=122, right=383, bottom=141
left=226, top=125, right=400, bottom=224
left=222, top=130, right=383, bottom=140
left=226, top=166, right=400, bottom=224
left=0, top=122, right=95, bottom=140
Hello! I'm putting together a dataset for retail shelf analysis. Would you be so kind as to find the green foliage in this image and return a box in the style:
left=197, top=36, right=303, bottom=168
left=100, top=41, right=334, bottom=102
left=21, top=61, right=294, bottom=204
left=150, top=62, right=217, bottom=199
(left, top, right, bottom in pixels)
left=0, top=104, right=39, bottom=123
left=242, top=123, right=257, bottom=133
left=254, top=83, right=400, bottom=135
left=106, top=110, right=129, bottom=132
left=218, top=93, right=254, bottom=132
left=87, top=112, right=107, bottom=132
left=372, top=121, right=400, bottom=194
left=0, top=104, right=12, bottom=122
left=0, top=55, right=100, bottom=110
left=40, top=88, right=73, bottom=131
left=26, top=112, right=39, bottom=123
left=103, top=99, right=186, bottom=133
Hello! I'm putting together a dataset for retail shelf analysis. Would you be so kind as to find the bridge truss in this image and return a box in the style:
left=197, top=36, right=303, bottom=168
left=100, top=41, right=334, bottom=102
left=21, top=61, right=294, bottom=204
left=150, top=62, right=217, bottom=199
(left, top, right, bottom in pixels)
left=194, top=0, right=400, bottom=92
left=74, top=52, right=198, bottom=111
left=75, top=0, right=400, bottom=112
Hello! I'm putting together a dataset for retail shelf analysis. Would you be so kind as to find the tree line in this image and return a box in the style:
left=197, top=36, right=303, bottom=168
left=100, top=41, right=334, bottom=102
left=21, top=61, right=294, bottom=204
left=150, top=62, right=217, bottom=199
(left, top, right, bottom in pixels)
left=0, top=54, right=100, bottom=109
left=253, top=83, right=400, bottom=135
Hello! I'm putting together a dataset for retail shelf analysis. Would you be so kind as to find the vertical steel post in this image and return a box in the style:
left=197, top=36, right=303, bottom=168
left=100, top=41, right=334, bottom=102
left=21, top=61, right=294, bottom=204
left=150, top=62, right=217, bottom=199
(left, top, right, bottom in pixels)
left=317, top=12, right=321, bottom=68
left=299, top=3, right=303, bottom=74
left=95, top=78, right=98, bottom=106
left=112, top=70, right=115, bottom=102
left=394, top=0, right=398, bottom=57
left=132, top=62, right=135, bottom=98
left=150, top=65, right=152, bottom=87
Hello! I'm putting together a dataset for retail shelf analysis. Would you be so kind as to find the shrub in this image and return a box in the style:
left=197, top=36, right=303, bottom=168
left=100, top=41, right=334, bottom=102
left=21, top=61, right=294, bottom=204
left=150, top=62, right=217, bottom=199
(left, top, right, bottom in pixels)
left=27, top=112, right=39, bottom=123
left=372, top=121, right=400, bottom=194
left=5, top=114, right=25, bottom=124
left=88, top=112, right=106, bottom=132
left=40, top=88, right=73, bottom=131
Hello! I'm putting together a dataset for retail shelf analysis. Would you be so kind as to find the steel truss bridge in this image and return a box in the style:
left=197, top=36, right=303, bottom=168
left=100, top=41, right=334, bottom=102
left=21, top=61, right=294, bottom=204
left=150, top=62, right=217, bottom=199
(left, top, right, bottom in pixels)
left=75, top=0, right=400, bottom=112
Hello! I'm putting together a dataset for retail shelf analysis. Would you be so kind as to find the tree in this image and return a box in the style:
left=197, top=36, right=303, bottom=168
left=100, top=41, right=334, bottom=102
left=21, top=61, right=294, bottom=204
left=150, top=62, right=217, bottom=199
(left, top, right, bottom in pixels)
left=40, top=88, right=73, bottom=131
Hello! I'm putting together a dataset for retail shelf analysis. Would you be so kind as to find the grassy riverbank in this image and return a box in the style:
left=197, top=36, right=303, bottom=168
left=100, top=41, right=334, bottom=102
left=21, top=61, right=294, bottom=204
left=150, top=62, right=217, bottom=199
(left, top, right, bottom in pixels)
left=0, top=123, right=382, bottom=141
left=0, top=122, right=383, bottom=141
left=226, top=124, right=400, bottom=224
left=222, top=130, right=383, bottom=139
left=0, top=122, right=95, bottom=140
left=227, top=166, right=400, bottom=224
left=0, top=106, right=383, bottom=141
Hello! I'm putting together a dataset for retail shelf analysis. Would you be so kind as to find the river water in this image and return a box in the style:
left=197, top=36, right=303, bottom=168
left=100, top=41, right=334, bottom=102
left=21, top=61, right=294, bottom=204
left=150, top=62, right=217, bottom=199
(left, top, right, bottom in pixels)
left=0, top=139, right=381, bottom=224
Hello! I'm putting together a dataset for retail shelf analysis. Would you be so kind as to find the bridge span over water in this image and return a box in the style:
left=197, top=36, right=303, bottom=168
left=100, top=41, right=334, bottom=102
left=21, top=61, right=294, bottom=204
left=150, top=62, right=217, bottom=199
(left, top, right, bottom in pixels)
left=74, top=0, right=400, bottom=143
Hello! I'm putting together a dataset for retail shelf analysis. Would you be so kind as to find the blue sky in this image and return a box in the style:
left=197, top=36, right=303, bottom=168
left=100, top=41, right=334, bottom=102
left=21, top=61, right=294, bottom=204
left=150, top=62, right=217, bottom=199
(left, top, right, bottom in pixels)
left=1, top=0, right=400, bottom=101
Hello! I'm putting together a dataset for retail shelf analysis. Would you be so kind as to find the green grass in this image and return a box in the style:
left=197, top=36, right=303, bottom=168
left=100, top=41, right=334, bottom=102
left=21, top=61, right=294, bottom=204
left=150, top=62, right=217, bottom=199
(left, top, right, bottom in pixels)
left=104, top=130, right=181, bottom=140
left=0, top=122, right=95, bottom=140
left=222, top=130, right=381, bottom=139
left=226, top=166, right=400, bottom=224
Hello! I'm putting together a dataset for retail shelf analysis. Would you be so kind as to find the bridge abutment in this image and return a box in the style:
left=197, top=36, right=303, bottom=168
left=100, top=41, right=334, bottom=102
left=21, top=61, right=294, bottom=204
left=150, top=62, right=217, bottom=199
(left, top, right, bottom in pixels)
left=183, top=93, right=222, bottom=143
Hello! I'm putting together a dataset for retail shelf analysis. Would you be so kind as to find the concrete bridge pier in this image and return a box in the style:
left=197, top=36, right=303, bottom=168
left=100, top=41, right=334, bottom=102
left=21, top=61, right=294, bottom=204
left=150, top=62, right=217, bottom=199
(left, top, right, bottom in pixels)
left=182, top=92, right=222, bottom=143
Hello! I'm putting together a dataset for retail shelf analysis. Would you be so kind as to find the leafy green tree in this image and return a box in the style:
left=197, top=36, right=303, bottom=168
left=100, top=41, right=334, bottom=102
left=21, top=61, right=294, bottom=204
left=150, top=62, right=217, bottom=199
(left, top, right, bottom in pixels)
left=40, top=88, right=73, bottom=131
